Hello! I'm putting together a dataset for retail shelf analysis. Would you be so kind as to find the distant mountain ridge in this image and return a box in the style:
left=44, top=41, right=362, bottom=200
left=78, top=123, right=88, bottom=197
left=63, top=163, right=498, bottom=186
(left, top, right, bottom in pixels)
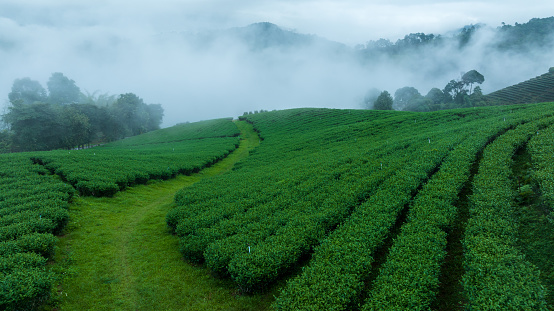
left=178, top=22, right=347, bottom=51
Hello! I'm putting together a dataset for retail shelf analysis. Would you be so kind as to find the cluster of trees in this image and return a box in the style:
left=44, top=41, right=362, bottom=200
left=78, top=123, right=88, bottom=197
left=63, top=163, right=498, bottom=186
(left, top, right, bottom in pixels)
left=366, top=70, right=486, bottom=111
left=242, top=109, right=271, bottom=116
left=357, top=17, right=554, bottom=56
left=0, top=73, right=163, bottom=152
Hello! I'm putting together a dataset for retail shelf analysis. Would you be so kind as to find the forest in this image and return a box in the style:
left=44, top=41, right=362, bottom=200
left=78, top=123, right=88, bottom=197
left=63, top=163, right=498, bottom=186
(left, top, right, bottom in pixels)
left=0, top=73, right=163, bottom=153
left=359, top=17, right=554, bottom=111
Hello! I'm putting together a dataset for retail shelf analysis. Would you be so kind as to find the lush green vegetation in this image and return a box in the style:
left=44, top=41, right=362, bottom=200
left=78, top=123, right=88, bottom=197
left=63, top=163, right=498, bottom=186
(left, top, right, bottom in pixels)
left=516, top=123, right=554, bottom=307
left=0, top=118, right=239, bottom=310
left=165, top=103, right=554, bottom=310
left=1, top=73, right=165, bottom=152
left=486, top=69, right=554, bottom=105
left=461, top=117, right=554, bottom=310
left=47, top=121, right=274, bottom=310
left=2, top=103, right=554, bottom=310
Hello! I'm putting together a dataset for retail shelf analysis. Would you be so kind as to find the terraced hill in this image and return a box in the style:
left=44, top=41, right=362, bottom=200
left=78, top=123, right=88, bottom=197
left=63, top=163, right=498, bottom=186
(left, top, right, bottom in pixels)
left=169, top=104, right=554, bottom=310
left=486, top=67, right=554, bottom=104
left=2, top=104, right=554, bottom=310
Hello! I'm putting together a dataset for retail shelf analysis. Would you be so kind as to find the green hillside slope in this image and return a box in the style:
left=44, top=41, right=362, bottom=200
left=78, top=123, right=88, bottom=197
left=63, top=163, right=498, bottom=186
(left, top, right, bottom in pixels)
left=168, top=104, right=554, bottom=310
left=0, top=119, right=239, bottom=310
left=486, top=68, right=554, bottom=104
left=2, top=104, right=554, bottom=310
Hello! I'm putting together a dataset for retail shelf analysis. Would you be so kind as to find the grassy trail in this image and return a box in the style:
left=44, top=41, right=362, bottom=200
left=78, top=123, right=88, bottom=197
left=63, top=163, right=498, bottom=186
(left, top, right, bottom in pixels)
left=49, top=121, right=276, bottom=311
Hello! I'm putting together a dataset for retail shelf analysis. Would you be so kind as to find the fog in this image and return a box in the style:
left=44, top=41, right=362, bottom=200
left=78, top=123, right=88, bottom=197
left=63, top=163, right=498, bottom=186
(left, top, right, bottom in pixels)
left=1, top=1, right=554, bottom=127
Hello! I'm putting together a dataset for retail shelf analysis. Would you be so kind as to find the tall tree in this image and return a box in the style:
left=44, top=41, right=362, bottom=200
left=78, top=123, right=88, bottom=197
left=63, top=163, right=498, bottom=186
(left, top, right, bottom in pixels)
left=362, top=88, right=382, bottom=109
left=425, top=88, right=447, bottom=110
left=443, top=80, right=465, bottom=101
left=47, top=72, right=81, bottom=104
left=8, top=78, right=47, bottom=105
left=373, top=91, right=393, bottom=110
left=3, top=101, right=62, bottom=151
left=111, top=93, right=152, bottom=136
left=145, top=104, right=164, bottom=132
left=59, top=106, right=91, bottom=149
left=394, top=86, right=422, bottom=110
left=461, top=70, right=485, bottom=94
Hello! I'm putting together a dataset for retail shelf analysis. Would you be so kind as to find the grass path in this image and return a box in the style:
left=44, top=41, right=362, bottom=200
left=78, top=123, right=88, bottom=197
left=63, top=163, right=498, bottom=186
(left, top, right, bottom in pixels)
left=49, top=121, right=278, bottom=310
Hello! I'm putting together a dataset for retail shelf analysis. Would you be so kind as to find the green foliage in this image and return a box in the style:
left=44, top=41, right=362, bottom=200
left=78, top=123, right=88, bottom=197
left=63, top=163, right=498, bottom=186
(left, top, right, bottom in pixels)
left=162, top=103, right=554, bottom=310
left=111, top=93, right=162, bottom=137
left=373, top=91, right=393, bottom=110
left=528, top=124, right=554, bottom=213
left=393, top=86, right=422, bottom=110
left=462, top=117, right=554, bottom=310
left=362, top=117, right=526, bottom=310
left=361, top=88, right=381, bottom=109
left=46, top=72, right=81, bottom=105
left=462, top=70, right=485, bottom=93
left=7, top=78, right=47, bottom=105
left=3, top=74, right=166, bottom=152
left=497, top=17, right=554, bottom=51
left=0, top=156, right=72, bottom=310
left=0, top=118, right=240, bottom=309
left=3, top=101, right=61, bottom=151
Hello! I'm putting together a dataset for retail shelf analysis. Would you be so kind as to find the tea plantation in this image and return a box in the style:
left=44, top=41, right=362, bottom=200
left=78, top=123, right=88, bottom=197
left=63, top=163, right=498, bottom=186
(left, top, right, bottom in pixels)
left=2, top=104, right=554, bottom=310
left=0, top=118, right=240, bottom=310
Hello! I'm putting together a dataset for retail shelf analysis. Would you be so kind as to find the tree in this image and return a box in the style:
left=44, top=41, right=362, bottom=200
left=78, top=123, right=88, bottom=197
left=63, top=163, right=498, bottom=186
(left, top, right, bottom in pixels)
left=0, top=130, right=11, bottom=153
left=3, top=101, right=63, bottom=151
left=145, top=104, right=164, bottom=131
left=8, top=78, right=47, bottom=105
left=404, top=97, right=432, bottom=112
left=469, top=86, right=487, bottom=106
left=111, top=93, right=161, bottom=136
left=394, top=86, right=422, bottom=110
left=461, top=70, right=485, bottom=94
left=362, top=88, right=382, bottom=109
left=47, top=72, right=82, bottom=104
left=425, top=88, right=447, bottom=110
left=443, top=80, right=465, bottom=101
left=373, top=91, right=393, bottom=110
left=59, top=106, right=91, bottom=149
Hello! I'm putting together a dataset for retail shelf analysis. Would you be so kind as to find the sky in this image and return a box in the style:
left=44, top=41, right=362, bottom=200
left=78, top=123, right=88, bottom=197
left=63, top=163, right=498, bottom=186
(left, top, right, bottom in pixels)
left=1, top=1, right=553, bottom=126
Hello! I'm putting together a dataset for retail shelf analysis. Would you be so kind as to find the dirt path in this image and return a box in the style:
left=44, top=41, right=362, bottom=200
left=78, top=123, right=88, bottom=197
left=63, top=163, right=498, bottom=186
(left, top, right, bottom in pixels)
left=51, top=121, right=275, bottom=311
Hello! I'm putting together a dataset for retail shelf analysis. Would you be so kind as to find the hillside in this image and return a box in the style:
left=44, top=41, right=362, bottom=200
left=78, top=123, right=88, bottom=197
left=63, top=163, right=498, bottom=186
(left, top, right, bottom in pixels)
left=168, top=104, right=554, bottom=310
left=1, top=104, right=554, bottom=310
left=486, top=68, right=554, bottom=104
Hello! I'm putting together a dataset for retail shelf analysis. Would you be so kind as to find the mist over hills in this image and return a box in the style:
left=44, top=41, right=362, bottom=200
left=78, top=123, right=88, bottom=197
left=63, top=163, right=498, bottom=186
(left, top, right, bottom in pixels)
left=178, top=22, right=347, bottom=51
left=161, top=17, right=554, bottom=104
left=1, top=16, right=553, bottom=127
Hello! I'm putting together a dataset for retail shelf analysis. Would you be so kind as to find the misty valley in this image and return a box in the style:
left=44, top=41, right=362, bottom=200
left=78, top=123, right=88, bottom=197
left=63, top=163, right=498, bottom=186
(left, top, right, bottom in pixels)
left=1, top=14, right=554, bottom=311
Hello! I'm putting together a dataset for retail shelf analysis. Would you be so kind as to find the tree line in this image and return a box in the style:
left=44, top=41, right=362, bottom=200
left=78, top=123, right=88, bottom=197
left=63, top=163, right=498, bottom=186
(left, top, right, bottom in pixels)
left=367, top=69, right=486, bottom=111
left=0, top=73, right=163, bottom=153
left=357, top=17, right=554, bottom=56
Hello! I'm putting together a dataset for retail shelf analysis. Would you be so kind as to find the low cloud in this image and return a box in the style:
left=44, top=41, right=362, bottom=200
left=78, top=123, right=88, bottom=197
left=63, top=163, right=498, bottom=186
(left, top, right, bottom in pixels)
left=1, top=2, right=554, bottom=127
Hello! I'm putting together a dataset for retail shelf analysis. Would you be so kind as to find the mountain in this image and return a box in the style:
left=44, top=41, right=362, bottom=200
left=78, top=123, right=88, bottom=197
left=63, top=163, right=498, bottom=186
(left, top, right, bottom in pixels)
left=177, top=22, right=347, bottom=52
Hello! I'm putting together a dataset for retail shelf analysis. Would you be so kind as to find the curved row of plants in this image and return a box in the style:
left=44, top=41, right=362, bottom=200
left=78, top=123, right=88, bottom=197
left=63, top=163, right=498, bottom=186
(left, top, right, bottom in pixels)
left=487, top=71, right=554, bottom=104
left=0, top=156, right=75, bottom=310
left=166, top=104, right=554, bottom=310
left=462, top=115, right=554, bottom=310
left=0, top=119, right=241, bottom=310
left=31, top=119, right=240, bottom=197
left=273, top=105, right=554, bottom=310
left=273, top=135, right=451, bottom=310
left=360, top=112, right=554, bottom=310
left=33, top=137, right=239, bottom=197
left=528, top=124, right=554, bottom=215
